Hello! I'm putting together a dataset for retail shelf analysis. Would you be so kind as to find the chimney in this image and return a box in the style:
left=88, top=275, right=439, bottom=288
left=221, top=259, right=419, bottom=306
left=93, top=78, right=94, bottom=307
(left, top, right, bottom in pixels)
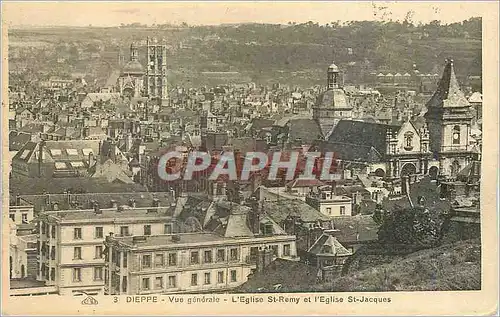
left=44, top=192, right=50, bottom=206
left=65, top=191, right=71, bottom=206
left=110, top=199, right=117, bottom=208
left=38, top=140, right=45, bottom=177
left=256, top=246, right=274, bottom=272
left=94, top=202, right=101, bottom=214
left=152, top=198, right=160, bottom=208
left=88, top=152, right=94, bottom=167
left=128, top=199, right=136, bottom=208
left=15, top=194, right=21, bottom=206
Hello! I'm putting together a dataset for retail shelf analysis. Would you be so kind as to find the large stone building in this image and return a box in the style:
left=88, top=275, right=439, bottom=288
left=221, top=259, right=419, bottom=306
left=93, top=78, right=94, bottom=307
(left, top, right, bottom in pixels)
left=323, top=118, right=436, bottom=180
left=103, top=200, right=298, bottom=294
left=313, top=63, right=353, bottom=138
left=117, top=43, right=145, bottom=99
left=319, top=58, right=478, bottom=182
left=424, top=59, right=479, bottom=179
left=104, top=232, right=297, bottom=294
left=34, top=192, right=176, bottom=295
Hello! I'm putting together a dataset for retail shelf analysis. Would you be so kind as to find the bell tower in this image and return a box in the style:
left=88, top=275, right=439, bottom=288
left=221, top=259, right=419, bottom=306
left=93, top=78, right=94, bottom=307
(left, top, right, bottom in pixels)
left=327, top=62, right=340, bottom=89
left=424, top=58, right=476, bottom=179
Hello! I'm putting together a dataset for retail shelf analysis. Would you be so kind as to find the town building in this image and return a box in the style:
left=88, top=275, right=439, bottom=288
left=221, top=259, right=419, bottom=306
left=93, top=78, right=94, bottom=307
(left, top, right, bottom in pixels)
left=305, top=188, right=353, bottom=217
left=34, top=192, right=176, bottom=296
left=103, top=230, right=297, bottom=294
left=102, top=199, right=298, bottom=295
left=323, top=118, right=437, bottom=180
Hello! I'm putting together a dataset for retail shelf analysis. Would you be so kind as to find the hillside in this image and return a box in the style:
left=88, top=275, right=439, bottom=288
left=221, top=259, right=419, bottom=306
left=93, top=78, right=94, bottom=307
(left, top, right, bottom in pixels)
left=309, top=239, right=481, bottom=292
left=8, top=18, right=482, bottom=87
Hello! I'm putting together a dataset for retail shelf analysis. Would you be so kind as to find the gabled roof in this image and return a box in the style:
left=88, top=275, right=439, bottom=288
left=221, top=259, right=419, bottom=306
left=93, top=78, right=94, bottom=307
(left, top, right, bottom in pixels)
left=262, top=197, right=331, bottom=224
left=328, top=120, right=401, bottom=158
left=308, top=233, right=352, bottom=256
left=426, top=59, right=470, bottom=109
left=9, top=132, right=31, bottom=151
left=287, top=119, right=324, bottom=144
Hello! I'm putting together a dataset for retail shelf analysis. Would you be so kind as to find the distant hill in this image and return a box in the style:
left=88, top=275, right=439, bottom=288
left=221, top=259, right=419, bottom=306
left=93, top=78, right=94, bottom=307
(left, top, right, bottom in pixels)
left=9, top=18, right=482, bottom=87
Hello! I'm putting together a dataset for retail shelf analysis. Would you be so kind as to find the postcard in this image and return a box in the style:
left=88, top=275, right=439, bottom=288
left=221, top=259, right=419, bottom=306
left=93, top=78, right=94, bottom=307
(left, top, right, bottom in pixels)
left=2, top=1, right=498, bottom=315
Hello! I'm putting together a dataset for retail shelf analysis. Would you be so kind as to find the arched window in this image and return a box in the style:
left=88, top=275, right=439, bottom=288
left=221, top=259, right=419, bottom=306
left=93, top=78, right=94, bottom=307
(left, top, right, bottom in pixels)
left=404, top=132, right=414, bottom=150
left=451, top=160, right=461, bottom=177
left=452, top=125, right=460, bottom=145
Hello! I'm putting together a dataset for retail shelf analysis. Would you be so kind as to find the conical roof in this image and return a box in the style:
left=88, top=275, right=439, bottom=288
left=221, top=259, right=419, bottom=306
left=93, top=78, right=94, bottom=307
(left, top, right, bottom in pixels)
left=426, top=59, right=469, bottom=109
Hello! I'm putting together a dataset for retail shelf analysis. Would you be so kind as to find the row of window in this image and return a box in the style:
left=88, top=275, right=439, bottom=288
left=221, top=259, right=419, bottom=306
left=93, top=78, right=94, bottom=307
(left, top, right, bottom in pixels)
left=73, top=246, right=104, bottom=260
left=325, top=206, right=346, bottom=215
left=39, top=265, right=103, bottom=283
left=141, top=270, right=237, bottom=291
left=9, top=213, right=29, bottom=223
left=72, top=267, right=103, bottom=282
left=72, top=224, right=174, bottom=240
left=141, top=248, right=239, bottom=269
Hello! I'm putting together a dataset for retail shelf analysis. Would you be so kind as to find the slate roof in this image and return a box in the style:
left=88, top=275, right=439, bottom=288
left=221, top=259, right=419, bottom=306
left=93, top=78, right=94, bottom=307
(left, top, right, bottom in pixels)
left=286, top=119, right=324, bottom=144
left=9, top=175, right=147, bottom=196
left=319, top=140, right=383, bottom=163
left=331, top=215, right=379, bottom=244
left=262, top=198, right=331, bottom=224
left=328, top=120, right=401, bottom=157
left=425, top=59, right=469, bottom=109
left=315, top=88, right=351, bottom=110
left=247, top=118, right=275, bottom=132
left=308, top=234, right=353, bottom=256
left=9, top=132, right=31, bottom=151
left=18, top=191, right=174, bottom=214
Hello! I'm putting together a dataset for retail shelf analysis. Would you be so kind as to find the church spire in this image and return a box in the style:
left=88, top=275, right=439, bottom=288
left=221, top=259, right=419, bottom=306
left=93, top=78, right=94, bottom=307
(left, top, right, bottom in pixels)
left=426, top=58, right=469, bottom=109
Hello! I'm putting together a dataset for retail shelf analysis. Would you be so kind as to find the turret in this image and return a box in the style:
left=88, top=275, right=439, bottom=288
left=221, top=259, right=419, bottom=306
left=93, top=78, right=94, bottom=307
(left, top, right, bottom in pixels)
left=327, top=62, right=340, bottom=89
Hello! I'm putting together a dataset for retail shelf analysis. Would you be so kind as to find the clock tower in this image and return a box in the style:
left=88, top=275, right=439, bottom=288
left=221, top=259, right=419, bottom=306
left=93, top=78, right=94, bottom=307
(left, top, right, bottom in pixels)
left=424, top=58, right=478, bottom=179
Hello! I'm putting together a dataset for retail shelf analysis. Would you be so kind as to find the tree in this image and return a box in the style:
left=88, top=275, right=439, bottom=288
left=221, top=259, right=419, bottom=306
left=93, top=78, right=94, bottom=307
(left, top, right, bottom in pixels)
left=377, top=206, right=443, bottom=247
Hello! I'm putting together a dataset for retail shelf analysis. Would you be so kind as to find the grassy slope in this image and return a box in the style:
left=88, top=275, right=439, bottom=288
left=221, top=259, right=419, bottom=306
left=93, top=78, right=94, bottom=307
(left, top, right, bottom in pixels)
left=299, top=239, right=481, bottom=292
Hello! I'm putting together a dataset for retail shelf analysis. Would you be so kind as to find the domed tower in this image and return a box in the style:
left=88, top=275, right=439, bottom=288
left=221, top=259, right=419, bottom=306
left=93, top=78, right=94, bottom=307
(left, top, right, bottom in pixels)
left=313, top=62, right=353, bottom=139
left=327, top=62, right=340, bottom=89
left=117, top=42, right=145, bottom=98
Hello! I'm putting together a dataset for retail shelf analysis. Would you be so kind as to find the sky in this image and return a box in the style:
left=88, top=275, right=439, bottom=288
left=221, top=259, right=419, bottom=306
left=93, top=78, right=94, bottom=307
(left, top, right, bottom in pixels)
left=2, top=2, right=488, bottom=28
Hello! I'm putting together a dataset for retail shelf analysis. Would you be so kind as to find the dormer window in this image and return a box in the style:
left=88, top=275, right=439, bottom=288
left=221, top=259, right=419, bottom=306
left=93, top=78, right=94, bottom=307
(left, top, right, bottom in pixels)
left=452, top=125, right=460, bottom=145
left=404, top=132, right=414, bottom=150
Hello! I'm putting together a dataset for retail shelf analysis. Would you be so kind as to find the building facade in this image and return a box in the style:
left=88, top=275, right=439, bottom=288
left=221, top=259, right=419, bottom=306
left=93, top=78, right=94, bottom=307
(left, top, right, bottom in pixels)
left=424, top=59, right=478, bottom=179
left=117, top=43, right=145, bottom=99
left=103, top=232, right=297, bottom=295
left=305, top=189, right=353, bottom=217
left=35, top=192, right=177, bottom=296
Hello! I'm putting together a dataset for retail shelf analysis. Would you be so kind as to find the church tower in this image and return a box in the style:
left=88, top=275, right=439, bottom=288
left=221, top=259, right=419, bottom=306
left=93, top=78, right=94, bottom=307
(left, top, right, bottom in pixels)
left=424, top=58, right=477, bottom=179
left=313, top=62, right=352, bottom=139
left=145, top=37, right=169, bottom=107
left=117, top=42, right=144, bottom=98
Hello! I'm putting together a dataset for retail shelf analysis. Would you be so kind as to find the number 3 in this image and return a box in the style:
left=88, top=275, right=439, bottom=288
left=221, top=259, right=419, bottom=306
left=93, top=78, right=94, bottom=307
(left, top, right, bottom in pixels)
left=113, top=296, right=118, bottom=303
